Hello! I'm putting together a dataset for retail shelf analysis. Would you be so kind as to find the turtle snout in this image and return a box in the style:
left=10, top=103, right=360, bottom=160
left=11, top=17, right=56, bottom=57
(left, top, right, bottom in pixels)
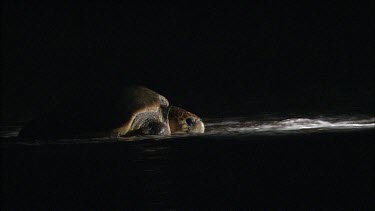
left=189, top=118, right=205, bottom=133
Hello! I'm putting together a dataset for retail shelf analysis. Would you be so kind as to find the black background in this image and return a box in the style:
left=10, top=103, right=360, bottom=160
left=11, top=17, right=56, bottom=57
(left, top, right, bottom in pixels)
left=2, top=2, right=374, bottom=209
left=2, top=1, right=374, bottom=120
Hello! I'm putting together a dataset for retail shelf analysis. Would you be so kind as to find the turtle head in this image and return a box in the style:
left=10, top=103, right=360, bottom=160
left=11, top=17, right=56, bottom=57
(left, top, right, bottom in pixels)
left=168, top=106, right=205, bottom=134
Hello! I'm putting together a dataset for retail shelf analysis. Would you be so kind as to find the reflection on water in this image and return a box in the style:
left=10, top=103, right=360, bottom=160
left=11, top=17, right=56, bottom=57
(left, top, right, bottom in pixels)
left=1, top=115, right=374, bottom=140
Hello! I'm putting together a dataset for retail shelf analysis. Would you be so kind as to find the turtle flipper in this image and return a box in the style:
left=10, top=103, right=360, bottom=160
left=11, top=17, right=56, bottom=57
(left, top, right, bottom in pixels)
left=124, top=120, right=170, bottom=136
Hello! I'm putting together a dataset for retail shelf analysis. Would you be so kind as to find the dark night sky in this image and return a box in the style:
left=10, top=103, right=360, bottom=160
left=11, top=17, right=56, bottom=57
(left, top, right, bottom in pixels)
left=2, top=1, right=374, bottom=120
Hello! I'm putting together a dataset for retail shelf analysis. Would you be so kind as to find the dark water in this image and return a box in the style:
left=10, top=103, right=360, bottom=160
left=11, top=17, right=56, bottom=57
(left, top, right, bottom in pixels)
left=1, top=115, right=374, bottom=208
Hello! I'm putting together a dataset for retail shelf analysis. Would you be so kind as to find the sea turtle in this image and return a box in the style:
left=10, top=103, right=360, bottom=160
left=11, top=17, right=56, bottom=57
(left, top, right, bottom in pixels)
left=18, top=86, right=204, bottom=139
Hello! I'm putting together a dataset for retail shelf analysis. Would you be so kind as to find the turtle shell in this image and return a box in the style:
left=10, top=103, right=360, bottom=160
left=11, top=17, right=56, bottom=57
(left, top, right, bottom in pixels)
left=18, top=86, right=170, bottom=139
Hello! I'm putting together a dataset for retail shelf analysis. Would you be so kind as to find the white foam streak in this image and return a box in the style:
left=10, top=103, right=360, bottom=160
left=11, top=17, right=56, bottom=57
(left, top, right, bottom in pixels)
left=205, top=117, right=375, bottom=135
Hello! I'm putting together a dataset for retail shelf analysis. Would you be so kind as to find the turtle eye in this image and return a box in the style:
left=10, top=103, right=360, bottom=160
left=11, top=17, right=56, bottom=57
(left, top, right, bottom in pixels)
left=186, top=118, right=195, bottom=126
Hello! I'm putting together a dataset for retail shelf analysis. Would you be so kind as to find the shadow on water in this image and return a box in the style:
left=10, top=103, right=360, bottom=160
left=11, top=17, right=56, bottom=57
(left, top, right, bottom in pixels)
left=1, top=115, right=374, bottom=208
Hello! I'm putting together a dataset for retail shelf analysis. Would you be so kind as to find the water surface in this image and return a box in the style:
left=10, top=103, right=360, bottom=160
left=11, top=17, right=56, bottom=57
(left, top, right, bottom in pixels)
left=1, top=115, right=374, bottom=141
left=2, top=115, right=374, bottom=208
